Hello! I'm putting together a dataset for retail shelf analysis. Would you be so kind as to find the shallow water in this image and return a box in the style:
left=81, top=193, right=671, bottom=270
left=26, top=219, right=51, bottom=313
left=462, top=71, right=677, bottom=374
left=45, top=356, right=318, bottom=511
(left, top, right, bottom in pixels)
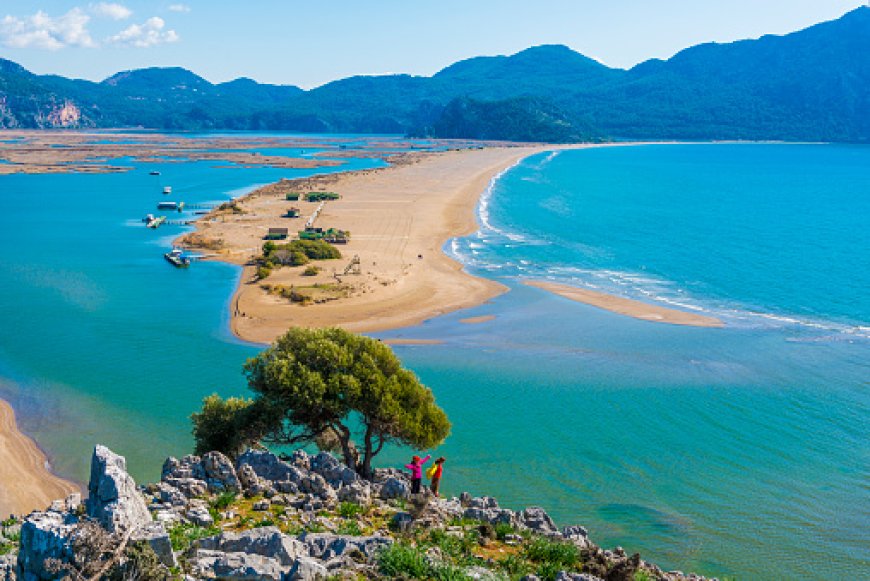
left=1, top=141, right=867, bottom=579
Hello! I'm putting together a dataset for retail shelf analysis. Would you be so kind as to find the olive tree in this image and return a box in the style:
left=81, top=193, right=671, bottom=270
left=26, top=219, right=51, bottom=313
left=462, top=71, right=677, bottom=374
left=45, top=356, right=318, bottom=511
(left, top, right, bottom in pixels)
left=192, top=327, right=450, bottom=477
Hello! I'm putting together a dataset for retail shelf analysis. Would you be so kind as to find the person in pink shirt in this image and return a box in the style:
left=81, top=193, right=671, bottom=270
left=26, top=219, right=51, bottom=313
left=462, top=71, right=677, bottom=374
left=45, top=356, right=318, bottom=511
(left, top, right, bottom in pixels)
left=404, top=453, right=431, bottom=494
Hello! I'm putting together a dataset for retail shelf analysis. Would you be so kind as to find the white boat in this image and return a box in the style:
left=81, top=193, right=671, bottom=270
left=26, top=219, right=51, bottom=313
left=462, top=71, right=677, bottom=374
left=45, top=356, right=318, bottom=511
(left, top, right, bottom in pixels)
left=164, top=248, right=191, bottom=268
left=163, top=186, right=172, bottom=195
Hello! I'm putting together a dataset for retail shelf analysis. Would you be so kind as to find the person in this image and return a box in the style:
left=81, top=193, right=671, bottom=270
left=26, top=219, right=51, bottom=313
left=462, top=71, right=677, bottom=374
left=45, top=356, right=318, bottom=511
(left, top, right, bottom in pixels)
left=427, top=457, right=445, bottom=497
left=404, top=453, right=430, bottom=494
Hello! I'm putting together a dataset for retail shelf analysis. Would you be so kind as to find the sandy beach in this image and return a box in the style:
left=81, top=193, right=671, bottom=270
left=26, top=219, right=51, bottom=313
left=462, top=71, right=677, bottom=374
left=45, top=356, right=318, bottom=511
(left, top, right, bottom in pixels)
left=524, top=281, right=724, bottom=327
left=0, top=401, right=80, bottom=517
left=182, top=145, right=556, bottom=344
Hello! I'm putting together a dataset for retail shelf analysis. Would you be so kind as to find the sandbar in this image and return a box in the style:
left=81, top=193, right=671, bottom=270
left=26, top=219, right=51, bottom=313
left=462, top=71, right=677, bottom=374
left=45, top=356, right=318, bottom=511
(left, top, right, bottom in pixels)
left=182, top=145, right=566, bottom=343
left=459, top=315, right=496, bottom=324
left=524, top=281, right=723, bottom=327
left=0, top=401, right=80, bottom=517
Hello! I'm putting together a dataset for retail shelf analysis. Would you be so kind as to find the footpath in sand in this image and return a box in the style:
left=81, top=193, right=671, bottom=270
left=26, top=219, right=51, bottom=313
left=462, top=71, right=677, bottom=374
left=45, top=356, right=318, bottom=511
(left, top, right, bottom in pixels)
left=182, top=146, right=552, bottom=344
left=0, top=401, right=80, bottom=516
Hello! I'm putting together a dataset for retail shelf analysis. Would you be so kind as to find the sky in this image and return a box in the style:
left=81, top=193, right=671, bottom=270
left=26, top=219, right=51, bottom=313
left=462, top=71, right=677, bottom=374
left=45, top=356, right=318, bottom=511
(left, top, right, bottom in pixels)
left=0, top=1, right=865, bottom=88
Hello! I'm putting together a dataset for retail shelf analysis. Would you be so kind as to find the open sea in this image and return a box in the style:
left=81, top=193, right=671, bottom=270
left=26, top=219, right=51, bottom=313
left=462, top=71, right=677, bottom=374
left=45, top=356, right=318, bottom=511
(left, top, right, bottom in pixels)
left=1, top=140, right=867, bottom=579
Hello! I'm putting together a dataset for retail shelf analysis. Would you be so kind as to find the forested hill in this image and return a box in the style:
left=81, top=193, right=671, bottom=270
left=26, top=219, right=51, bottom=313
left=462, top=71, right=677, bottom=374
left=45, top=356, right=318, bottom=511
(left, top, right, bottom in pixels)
left=1, top=7, right=869, bottom=142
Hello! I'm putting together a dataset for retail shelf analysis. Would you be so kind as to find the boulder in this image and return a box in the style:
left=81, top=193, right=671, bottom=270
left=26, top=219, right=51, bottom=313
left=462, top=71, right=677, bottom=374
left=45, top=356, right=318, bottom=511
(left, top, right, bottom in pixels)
left=286, top=556, right=328, bottom=580
left=155, top=482, right=187, bottom=507
left=300, top=533, right=392, bottom=561
left=310, top=452, right=358, bottom=487
left=468, top=496, right=498, bottom=509
left=378, top=477, right=409, bottom=500
left=519, top=507, right=558, bottom=534
left=162, top=455, right=206, bottom=481
left=336, top=482, right=370, bottom=506
left=201, top=452, right=241, bottom=493
left=163, top=477, right=208, bottom=499
left=236, top=450, right=299, bottom=483
left=85, top=445, right=151, bottom=534
left=197, top=527, right=306, bottom=567
left=465, top=565, right=503, bottom=580
left=554, top=573, right=604, bottom=581
left=16, top=511, right=77, bottom=580
left=463, top=506, right=517, bottom=526
left=193, top=550, right=285, bottom=580
left=0, top=555, right=15, bottom=581
left=390, top=512, right=413, bottom=533
left=132, top=521, right=177, bottom=568
left=186, top=504, right=214, bottom=527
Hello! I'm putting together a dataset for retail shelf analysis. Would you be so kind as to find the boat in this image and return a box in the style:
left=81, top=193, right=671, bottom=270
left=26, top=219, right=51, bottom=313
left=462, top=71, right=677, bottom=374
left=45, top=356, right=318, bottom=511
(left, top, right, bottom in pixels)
left=163, top=186, right=172, bottom=195
left=164, top=248, right=191, bottom=268
left=150, top=171, right=161, bottom=176
left=157, top=201, right=178, bottom=210
left=145, top=215, right=166, bottom=229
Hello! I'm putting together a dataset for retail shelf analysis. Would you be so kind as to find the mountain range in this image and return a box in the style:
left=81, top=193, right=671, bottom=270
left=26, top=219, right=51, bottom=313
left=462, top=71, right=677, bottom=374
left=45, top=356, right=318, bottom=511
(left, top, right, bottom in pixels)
left=1, top=7, right=869, bottom=142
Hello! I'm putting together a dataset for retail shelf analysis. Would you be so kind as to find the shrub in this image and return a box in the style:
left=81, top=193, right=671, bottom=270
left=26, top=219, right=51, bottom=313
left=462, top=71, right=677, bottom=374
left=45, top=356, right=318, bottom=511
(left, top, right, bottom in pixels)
left=494, top=522, right=515, bottom=541
left=523, top=537, right=581, bottom=570
left=256, top=265, right=272, bottom=280
left=339, top=501, right=364, bottom=519
left=190, top=394, right=256, bottom=457
left=337, top=521, right=362, bottom=536
left=210, top=491, right=237, bottom=510
left=378, top=543, right=430, bottom=578
left=302, top=265, right=320, bottom=276
left=168, top=523, right=221, bottom=553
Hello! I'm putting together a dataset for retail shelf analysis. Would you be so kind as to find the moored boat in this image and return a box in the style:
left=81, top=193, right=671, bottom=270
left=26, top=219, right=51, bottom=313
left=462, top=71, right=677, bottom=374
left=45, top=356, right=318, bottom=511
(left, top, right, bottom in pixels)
left=150, top=171, right=161, bottom=176
left=163, top=186, right=172, bottom=195
left=145, top=215, right=166, bottom=229
left=164, top=248, right=191, bottom=267
left=157, top=201, right=178, bottom=210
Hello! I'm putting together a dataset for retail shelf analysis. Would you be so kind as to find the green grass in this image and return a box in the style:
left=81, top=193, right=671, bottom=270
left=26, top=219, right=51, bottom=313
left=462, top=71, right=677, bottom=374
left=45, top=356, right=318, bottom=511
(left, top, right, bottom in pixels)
left=210, top=491, right=237, bottom=510
left=168, top=523, right=221, bottom=552
left=378, top=543, right=431, bottom=578
left=522, top=537, right=581, bottom=570
left=337, top=521, right=363, bottom=536
left=338, top=501, right=364, bottom=519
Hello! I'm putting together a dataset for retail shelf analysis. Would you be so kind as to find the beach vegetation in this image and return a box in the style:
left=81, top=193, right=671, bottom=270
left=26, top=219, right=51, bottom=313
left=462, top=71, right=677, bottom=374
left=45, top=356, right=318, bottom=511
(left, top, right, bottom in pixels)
left=191, top=394, right=257, bottom=457
left=256, top=265, right=272, bottom=280
left=259, top=239, right=342, bottom=271
left=339, top=501, right=364, bottom=518
left=193, top=327, right=450, bottom=477
left=303, top=265, right=321, bottom=276
left=169, top=522, right=222, bottom=552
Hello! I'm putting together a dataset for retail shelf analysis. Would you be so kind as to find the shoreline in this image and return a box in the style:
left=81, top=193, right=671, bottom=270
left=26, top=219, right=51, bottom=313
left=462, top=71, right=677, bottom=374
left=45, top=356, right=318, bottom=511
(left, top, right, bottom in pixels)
left=524, top=280, right=725, bottom=327
left=0, top=400, right=81, bottom=517
left=181, top=145, right=568, bottom=344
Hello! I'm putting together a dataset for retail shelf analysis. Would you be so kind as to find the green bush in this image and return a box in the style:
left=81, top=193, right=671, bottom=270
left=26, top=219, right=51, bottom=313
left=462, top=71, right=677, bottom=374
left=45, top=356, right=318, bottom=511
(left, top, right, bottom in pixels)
left=337, top=521, right=362, bottom=536
left=338, top=501, right=364, bottom=518
left=494, top=522, right=515, bottom=541
left=210, top=491, right=237, bottom=510
left=169, top=523, right=221, bottom=552
left=302, top=265, right=320, bottom=276
left=378, top=543, right=431, bottom=578
left=256, top=265, right=272, bottom=280
left=190, top=394, right=256, bottom=457
left=523, top=537, right=581, bottom=569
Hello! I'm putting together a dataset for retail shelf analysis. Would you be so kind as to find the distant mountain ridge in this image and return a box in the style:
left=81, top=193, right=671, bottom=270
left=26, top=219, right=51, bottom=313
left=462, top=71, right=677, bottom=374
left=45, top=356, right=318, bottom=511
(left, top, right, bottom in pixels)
left=1, top=7, right=869, bottom=141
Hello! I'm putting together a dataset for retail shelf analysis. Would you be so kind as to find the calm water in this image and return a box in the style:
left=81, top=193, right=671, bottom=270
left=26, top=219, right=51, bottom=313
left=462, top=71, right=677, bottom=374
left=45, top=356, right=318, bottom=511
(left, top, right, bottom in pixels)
left=379, top=144, right=869, bottom=579
left=1, top=142, right=868, bottom=579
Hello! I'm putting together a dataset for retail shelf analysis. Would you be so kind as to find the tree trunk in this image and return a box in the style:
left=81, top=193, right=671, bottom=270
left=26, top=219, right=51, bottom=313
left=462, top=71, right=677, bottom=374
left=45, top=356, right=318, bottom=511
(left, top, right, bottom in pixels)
left=334, top=424, right=358, bottom=472
left=361, top=424, right=374, bottom=479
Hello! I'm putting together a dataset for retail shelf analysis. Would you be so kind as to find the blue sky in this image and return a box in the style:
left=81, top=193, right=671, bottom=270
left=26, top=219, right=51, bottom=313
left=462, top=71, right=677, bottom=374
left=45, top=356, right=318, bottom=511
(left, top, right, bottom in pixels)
left=0, top=1, right=864, bottom=88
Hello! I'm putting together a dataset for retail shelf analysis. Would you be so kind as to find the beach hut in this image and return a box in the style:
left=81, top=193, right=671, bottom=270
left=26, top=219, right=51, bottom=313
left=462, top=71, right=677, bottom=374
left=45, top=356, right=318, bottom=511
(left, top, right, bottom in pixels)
left=285, top=207, right=301, bottom=218
left=264, top=227, right=289, bottom=240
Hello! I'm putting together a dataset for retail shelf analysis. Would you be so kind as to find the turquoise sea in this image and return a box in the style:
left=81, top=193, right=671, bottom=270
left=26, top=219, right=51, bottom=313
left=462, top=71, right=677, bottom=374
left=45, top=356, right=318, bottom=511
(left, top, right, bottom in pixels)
left=1, top=140, right=867, bottom=579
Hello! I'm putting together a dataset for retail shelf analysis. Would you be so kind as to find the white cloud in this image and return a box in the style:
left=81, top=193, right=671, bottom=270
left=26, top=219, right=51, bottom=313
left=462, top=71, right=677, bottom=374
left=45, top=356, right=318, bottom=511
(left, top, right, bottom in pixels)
left=91, top=3, right=132, bottom=21
left=168, top=4, right=191, bottom=13
left=108, top=16, right=179, bottom=47
left=0, top=8, right=96, bottom=50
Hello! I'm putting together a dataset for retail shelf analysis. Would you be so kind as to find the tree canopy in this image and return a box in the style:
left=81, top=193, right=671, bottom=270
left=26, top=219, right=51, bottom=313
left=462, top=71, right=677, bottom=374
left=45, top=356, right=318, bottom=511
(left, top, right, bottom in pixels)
left=192, top=327, right=451, bottom=476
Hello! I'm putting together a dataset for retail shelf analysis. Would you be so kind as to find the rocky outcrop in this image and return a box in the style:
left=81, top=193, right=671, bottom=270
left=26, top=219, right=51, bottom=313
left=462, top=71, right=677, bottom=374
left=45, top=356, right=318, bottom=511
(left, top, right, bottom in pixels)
left=85, top=445, right=151, bottom=534
left=8, top=445, right=712, bottom=581
left=16, top=511, right=76, bottom=580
